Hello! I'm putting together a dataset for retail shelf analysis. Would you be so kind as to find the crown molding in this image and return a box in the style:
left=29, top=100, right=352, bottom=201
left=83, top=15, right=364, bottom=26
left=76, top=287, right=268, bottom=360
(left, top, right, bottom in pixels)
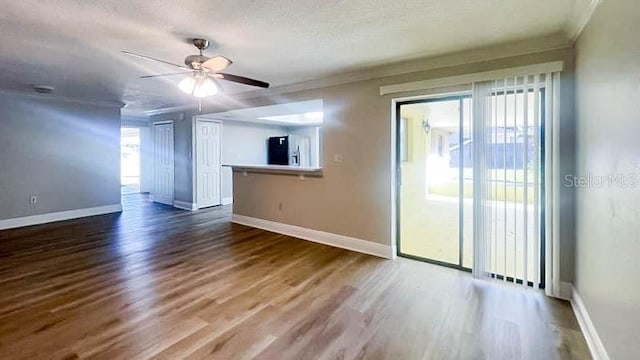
left=0, top=88, right=125, bottom=108
left=145, top=104, right=194, bottom=116
left=567, top=0, right=602, bottom=43
left=145, top=39, right=572, bottom=116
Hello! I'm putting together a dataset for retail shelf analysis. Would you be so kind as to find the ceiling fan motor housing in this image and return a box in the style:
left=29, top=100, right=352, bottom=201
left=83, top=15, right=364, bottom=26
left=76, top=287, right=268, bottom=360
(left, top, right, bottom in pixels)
left=184, top=54, right=209, bottom=69
left=192, top=38, right=210, bottom=51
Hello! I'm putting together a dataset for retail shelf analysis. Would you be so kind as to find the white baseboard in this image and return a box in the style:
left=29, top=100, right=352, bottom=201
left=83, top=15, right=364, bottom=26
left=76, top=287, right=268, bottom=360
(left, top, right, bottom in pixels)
left=221, top=197, right=233, bottom=205
left=0, top=204, right=123, bottom=230
left=173, top=200, right=198, bottom=211
left=232, top=214, right=394, bottom=259
left=570, top=285, right=610, bottom=360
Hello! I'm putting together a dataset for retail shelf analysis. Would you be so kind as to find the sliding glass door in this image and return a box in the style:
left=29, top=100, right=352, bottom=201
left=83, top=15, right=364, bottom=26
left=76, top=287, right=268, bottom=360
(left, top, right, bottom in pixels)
left=397, top=96, right=472, bottom=269
left=396, top=85, right=545, bottom=286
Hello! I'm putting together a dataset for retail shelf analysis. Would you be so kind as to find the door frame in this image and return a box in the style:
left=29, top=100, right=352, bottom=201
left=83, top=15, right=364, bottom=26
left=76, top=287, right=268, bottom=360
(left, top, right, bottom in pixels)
left=393, top=93, right=472, bottom=272
left=391, top=92, right=469, bottom=262
left=152, top=120, right=175, bottom=206
left=191, top=117, right=222, bottom=210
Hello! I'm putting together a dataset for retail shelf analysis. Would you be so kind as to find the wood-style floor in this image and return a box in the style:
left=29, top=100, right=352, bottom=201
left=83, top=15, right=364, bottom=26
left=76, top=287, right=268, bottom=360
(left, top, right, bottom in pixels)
left=0, top=194, right=589, bottom=360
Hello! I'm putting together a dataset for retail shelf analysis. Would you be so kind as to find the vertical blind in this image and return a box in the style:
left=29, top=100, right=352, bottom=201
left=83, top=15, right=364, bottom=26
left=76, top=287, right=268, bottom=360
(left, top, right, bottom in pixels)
left=472, top=73, right=560, bottom=291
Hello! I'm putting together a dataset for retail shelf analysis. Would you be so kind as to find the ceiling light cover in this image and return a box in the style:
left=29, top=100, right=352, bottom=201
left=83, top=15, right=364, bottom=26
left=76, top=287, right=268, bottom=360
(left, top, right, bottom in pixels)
left=178, top=77, right=195, bottom=93
left=178, top=74, right=220, bottom=97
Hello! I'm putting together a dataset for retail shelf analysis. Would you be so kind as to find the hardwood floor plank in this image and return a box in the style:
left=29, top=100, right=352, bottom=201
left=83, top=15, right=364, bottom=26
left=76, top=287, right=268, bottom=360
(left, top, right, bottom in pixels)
left=0, top=194, right=590, bottom=359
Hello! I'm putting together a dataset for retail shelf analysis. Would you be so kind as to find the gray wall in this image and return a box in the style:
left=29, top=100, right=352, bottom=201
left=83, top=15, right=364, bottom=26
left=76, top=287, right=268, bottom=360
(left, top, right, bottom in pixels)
left=174, top=115, right=192, bottom=204
left=574, top=0, right=640, bottom=358
left=138, top=127, right=153, bottom=193
left=220, top=120, right=288, bottom=201
left=0, top=93, right=121, bottom=219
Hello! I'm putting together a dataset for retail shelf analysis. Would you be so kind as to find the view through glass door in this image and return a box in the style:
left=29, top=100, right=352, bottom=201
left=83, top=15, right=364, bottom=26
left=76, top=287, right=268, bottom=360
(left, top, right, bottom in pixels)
left=397, top=96, right=472, bottom=269
left=397, top=90, right=545, bottom=283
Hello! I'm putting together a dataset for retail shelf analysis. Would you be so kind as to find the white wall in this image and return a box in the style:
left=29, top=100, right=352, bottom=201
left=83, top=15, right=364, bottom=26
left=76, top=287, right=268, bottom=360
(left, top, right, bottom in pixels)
left=574, top=0, right=640, bottom=358
left=0, top=93, right=121, bottom=220
left=220, top=121, right=288, bottom=202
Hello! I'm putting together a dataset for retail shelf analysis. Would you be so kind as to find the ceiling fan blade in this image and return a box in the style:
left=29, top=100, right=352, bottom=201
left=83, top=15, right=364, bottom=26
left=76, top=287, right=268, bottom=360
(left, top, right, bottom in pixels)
left=140, top=72, right=192, bottom=79
left=217, top=73, right=270, bottom=88
left=122, top=51, right=189, bottom=70
left=202, top=56, right=233, bottom=72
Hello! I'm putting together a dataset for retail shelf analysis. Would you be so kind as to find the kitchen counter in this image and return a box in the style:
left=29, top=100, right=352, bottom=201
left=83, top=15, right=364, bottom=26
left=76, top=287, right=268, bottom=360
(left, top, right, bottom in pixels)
left=222, top=164, right=323, bottom=177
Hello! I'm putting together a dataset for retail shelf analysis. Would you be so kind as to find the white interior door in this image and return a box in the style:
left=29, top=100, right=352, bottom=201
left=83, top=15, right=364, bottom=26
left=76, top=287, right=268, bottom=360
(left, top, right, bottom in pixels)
left=153, top=122, right=174, bottom=205
left=196, top=120, right=221, bottom=208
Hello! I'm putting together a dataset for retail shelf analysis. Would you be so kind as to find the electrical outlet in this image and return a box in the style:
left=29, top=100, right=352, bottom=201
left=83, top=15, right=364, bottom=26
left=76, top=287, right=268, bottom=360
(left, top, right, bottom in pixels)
left=30, top=196, right=37, bottom=205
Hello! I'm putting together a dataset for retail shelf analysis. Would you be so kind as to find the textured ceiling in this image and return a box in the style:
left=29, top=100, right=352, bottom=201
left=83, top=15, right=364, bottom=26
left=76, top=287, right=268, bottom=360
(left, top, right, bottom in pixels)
left=0, top=0, right=589, bottom=116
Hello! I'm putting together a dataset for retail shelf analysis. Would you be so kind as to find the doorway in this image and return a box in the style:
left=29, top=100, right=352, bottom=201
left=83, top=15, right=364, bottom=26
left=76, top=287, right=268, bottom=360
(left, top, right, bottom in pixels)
left=121, top=127, right=141, bottom=195
left=396, top=90, right=545, bottom=286
left=396, top=96, right=472, bottom=270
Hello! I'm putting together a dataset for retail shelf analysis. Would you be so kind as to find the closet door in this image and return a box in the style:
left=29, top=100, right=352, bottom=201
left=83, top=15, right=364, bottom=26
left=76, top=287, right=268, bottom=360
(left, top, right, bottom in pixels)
left=195, top=120, right=221, bottom=208
left=153, top=122, right=174, bottom=206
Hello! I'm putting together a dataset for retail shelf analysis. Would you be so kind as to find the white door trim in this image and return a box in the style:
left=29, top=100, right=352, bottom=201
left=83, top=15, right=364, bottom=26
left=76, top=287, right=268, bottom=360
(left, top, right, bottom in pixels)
left=192, top=117, right=222, bottom=209
left=153, top=120, right=175, bottom=206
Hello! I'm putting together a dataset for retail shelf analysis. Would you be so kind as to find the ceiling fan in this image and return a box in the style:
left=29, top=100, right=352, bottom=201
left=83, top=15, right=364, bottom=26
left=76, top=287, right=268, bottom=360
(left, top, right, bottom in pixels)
left=122, top=38, right=269, bottom=98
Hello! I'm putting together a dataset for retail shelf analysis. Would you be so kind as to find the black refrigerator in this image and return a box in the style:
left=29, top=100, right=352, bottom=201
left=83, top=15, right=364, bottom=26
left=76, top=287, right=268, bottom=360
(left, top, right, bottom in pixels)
left=268, top=136, right=290, bottom=165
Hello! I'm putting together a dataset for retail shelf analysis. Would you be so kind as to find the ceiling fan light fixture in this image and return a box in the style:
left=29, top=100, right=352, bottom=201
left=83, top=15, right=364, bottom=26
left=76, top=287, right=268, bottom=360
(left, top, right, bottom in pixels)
left=124, top=38, right=269, bottom=100
left=193, top=77, right=220, bottom=98
left=178, top=73, right=220, bottom=97
left=178, top=76, right=196, bottom=94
